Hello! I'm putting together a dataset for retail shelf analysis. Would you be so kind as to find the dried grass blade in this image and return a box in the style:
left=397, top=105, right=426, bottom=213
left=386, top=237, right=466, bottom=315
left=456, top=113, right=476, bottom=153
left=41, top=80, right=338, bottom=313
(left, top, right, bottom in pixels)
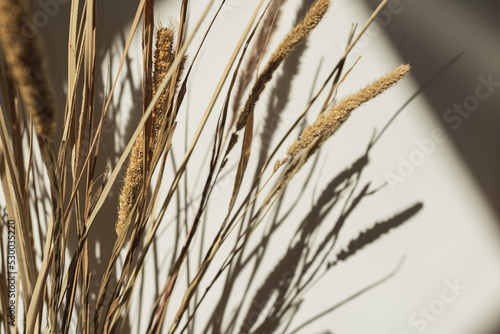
left=142, top=0, right=155, bottom=111
left=228, top=112, right=253, bottom=211
left=0, top=105, right=37, bottom=308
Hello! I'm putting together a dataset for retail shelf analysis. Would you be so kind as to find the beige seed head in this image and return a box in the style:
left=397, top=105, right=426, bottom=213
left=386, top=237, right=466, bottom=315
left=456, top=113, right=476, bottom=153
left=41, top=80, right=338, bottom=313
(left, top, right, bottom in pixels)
left=116, top=134, right=145, bottom=234
left=151, top=28, right=188, bottom=141
left=276, top=64, right=411, bottom=169
left=116, top=27, right=181, bottom=235
left=235, top=0, right=331, bottom=131
left=0, top=0, right=57, bottom=141
left=268, top=65, right=410, bottom=207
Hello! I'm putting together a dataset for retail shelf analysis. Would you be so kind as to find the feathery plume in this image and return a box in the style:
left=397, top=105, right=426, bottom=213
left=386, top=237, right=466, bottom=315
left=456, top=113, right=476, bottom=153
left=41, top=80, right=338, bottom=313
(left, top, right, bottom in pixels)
left=152, top=28, right=176, bottom=139
left=265, top=65, right=410, bottom=207
left=234, top=0, right=331, bottom=131
left=276, top=64, right=410, bottom=169
left=0, top=0, right=57, bottom=140
left=116, top=27, right=184, bottom=235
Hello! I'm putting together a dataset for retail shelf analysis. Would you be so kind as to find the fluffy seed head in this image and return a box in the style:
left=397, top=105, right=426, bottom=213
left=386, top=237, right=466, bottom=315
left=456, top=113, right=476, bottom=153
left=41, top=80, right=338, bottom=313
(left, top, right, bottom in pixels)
left=116, top=134, right=145, bottom=234
left=0, top=0, right=57, bottom=140
left=116, top=27, right=185, bottom=235
left=267, top=65, right=410, bottom=206
left=234, top=0, right=331, bottom=132
left=278, top=64, right=410, bottom=168
left=287, top=65, right=410, bottom=163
